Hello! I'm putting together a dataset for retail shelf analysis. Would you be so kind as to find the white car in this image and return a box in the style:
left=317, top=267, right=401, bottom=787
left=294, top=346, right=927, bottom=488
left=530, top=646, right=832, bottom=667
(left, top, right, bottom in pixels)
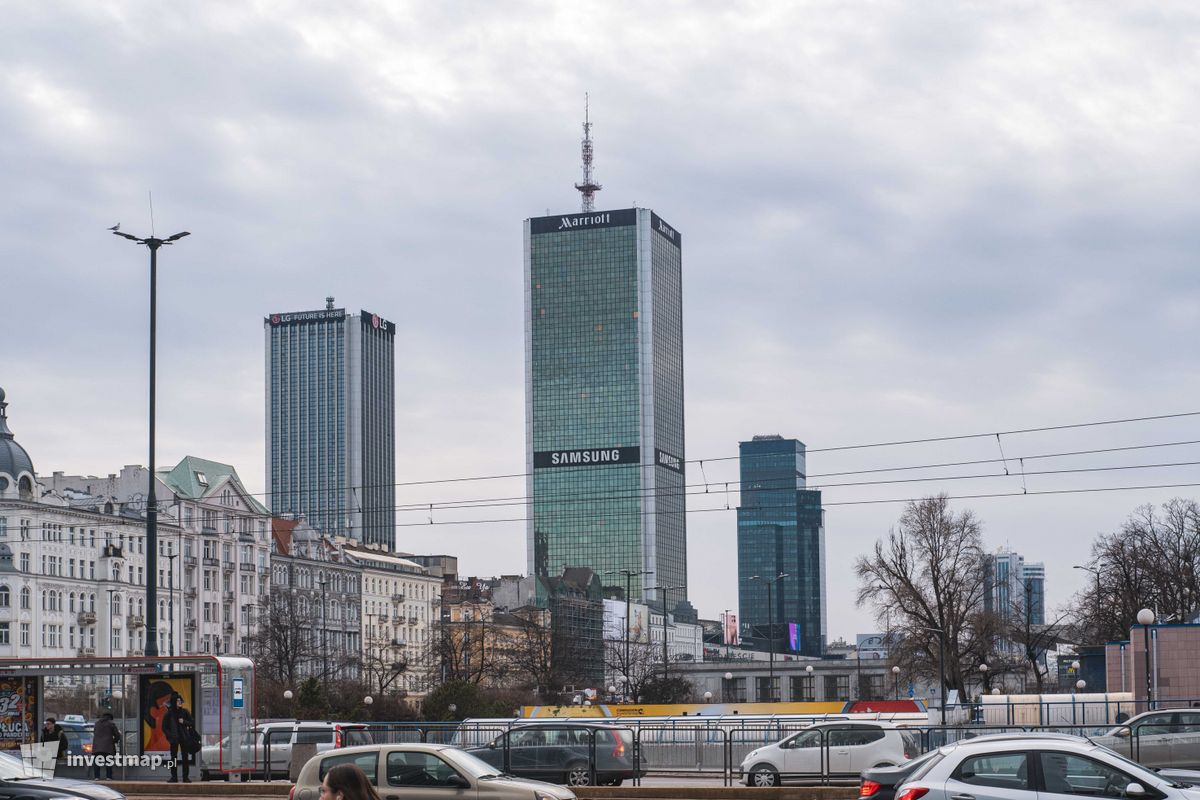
left=200, top=721, right=371, bottom=780
left=893, top=736, right=1200, bottom=800
left=741, top=721, right=919, bottom=786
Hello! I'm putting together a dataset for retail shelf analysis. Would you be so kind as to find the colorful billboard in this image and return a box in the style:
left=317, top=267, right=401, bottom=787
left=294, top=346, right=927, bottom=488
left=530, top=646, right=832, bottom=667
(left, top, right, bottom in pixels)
left=0, top=677, right=38, bottom=750
left=788, top=622, right=801, bottom=651
left=721, top=612, right=739, bottom=645
left=140, top=674, right=195, bottom=754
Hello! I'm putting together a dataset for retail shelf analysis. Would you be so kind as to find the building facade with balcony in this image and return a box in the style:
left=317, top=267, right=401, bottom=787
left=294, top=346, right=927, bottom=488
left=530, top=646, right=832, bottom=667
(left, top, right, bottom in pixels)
left=0, top=387, right=153, bottom=677
left=270, top=518, right=362, bottom=680
left=343, top=541, right=441, bottom=699
left=45, top=455, right=272, bottom=658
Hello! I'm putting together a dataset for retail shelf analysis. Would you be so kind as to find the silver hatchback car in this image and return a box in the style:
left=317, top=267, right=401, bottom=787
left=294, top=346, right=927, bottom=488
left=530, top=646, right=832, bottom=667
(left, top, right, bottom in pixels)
left=894, top=736, right=1200, bottom=800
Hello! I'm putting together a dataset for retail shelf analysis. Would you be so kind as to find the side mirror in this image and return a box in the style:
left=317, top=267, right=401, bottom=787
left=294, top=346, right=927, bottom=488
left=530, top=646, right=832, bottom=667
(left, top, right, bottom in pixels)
left=1126, top=784, right=1148, bottom=796
left=488, top=740, right=497, bottom=749
left=446, top=774, right=470, bottom=789
left=1115, top=729, right=1131, bottom=738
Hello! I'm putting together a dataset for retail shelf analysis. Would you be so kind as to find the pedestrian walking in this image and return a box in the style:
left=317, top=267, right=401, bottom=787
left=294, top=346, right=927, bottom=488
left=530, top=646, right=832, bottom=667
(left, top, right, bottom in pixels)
left=163, top=694, right=197, bottom=783
left=41, top=718, right=68, bottom=761
left=92, top=713, right=118, bottom=780
left=321, top=764, right=382, bottom=800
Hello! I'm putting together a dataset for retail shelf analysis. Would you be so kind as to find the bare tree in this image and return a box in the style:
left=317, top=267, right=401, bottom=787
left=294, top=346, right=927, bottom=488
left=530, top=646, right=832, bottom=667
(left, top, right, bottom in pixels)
left=250, top=591, right=320, bottom=689
left=604, top=637, right=664, bottom=702
left=1073, top=499, right=1200, bottom=642
left=361, top=628, right=410, bottom=698
left=506, top=608, right=557, bottom=698
left=857, top=494, right=990, bottom=697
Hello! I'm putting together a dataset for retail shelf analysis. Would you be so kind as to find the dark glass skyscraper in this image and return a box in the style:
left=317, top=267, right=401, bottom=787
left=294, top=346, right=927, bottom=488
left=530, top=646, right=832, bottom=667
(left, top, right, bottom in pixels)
left=737, top=435, right=826, bottom=657
left=265, top=298, right=396, bottom=547
left=525, top=208, right=686, bottom=608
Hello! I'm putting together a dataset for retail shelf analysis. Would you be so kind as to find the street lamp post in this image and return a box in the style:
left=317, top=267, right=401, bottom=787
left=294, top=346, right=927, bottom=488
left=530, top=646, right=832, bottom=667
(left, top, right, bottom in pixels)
left=319, top=576, right=330, bottom=679
left=166, top=548, right=177, bottom=657
left=649, top=585, right=684, bottom=681
left=1073, top=564, right=1104, bottom=640
left=747, top=573, right=789, bottom=697
left=805, top=664, right=814, bottom=701
left=1137, top=608, right=1155, bottom=710
left=604, top=569, right=652, bottom=687
left=723, top=671, right=733, bottom=703
left=112, top=227, right=190, bottom=657
left=920, top=626, right=947, bottom=725
left=892, top=665, right=901, bottom=700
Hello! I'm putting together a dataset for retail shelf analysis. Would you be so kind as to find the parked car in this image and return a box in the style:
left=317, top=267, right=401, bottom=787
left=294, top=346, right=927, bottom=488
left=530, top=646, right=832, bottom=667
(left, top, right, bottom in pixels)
left=0, top=750, right=125, bottom=800
left=892, top=736, right=1200, bottom=800
left=742, top=721, right=919, bottom=786
left=859, top=733, right=1107, bottom=800
left=290, top=743, right=576, bottom=800
left=1095, top=709, right=1200, bottom=769
left=200, top=721, right=371, bottom=780
left=467, top=723, right=640, bottom=787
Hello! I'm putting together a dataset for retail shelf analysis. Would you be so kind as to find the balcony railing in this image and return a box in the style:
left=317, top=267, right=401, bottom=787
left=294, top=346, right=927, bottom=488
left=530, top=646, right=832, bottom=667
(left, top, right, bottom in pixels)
left=128, top=615, right=145, bottom=628
left=223, top=622, right=235, bottom=633
left=392, top=594, right=405, bottom=603
left=239, top=562, right=254, bottom=572
left=184, top=556, right=198, bottom=567
left=184, top=619, right=197, bottom=630
left=408, top=616, right=419, bottom=625
left=101, top=545, right=123, bottom=559
left=201, top=557, right=218, bottom=567
left=77, top=647, right=96, bottom=657
left=223, top=590, right=235, bottom=601
left=77, top=611, right=96, bottom=625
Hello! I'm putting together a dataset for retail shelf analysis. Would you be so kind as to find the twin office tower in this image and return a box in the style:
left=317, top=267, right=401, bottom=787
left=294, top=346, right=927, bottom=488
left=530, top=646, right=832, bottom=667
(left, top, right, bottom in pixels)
left=264, top=206, right=823, bottom=651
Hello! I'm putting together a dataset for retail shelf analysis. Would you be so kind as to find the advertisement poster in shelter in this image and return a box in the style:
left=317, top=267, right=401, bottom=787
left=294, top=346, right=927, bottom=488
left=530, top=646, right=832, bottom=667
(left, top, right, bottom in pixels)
left=139, top=674, right=195, bottom=753
left=0, top=677, right=38, bottom=750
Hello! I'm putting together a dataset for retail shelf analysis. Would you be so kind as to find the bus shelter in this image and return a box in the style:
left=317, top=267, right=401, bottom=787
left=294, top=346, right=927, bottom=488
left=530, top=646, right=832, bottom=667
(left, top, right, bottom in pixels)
left=0, top=656, right=254, bottom=779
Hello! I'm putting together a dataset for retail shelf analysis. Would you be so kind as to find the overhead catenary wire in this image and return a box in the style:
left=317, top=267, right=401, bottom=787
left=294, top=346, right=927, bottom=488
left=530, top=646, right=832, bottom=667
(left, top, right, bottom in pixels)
left=130, top=410, right=1200, bottom=505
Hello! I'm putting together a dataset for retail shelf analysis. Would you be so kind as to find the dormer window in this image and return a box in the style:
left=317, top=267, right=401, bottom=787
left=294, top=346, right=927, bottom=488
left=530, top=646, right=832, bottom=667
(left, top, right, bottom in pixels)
left=195, top=472, right=208, bottom=487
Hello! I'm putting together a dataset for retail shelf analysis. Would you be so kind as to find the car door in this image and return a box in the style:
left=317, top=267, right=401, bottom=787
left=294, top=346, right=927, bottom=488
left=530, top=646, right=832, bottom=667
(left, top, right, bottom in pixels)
left=824, top=728, right=859, bottom=776
left=382, top=750, right=472, bottom=800
left=782, top=729, right=824, bottom=780
left=1034, top=749, right=1146, bottom=800
left=1132, top=713, right=1177, bottom=768
left=944, top=750, right=1034, bottom=800
left=263, top=725, right=296, bottom=773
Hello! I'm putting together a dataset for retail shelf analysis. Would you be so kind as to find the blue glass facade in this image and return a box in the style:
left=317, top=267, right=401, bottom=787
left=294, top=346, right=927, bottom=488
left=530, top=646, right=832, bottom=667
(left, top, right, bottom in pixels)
left=265, top=305, right=395, bottom=547
left=736, top=435, right=826, bottom=657
left=525, top=208, right=686, bottom=608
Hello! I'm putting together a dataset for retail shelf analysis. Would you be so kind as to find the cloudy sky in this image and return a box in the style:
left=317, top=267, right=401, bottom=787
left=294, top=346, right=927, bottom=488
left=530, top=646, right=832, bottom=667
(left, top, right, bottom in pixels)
left=4, top=2, right=1199, bottom=639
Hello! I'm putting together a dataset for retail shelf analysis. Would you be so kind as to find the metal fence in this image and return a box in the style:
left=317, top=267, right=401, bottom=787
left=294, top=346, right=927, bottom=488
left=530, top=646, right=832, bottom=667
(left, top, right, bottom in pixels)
left=225, top=711, right=1200, bottom=787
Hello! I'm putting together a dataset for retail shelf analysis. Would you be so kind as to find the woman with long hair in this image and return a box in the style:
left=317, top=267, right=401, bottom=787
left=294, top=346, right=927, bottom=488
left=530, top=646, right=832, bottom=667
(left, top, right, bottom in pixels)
left=321, top=764, right=382, bottom=800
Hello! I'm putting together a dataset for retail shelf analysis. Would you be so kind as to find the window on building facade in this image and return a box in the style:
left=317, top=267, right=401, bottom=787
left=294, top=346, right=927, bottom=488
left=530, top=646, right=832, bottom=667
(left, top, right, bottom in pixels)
left=20, top=587, right=30, bottom=610
left=0, top=585, right=8, bottom=607
left=19, top=623, right=29, bottom=647
left=0, top=623, right=8, bottom=645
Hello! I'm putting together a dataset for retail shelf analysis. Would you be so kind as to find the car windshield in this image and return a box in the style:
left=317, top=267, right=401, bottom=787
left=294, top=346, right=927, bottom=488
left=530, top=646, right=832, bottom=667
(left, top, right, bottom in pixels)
left=444, top=748, right=507, bottom=779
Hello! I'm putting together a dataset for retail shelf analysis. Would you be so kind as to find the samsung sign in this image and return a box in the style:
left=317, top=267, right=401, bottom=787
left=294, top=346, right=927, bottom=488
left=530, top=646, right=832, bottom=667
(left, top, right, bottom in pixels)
left=530, top=208, right=636, bottom=235
left=655, top=449, right=683, bottom=473
left=534, top=447, right=640, bottom=469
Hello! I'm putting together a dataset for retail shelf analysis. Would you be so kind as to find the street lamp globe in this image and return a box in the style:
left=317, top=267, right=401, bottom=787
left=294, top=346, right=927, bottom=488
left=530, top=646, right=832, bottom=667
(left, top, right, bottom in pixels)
left=991, top=688, right=1001, bottom=695
left=703, top=691, right=713, bottom=702
left=892, top=665, right=900, bottom=675
left=607, top=685, right=616, bottom=694
left=1076, top=680, right=1086, bottom=691
left=364, top=696, right=373, bottom=706
left=724, top=672, right=733, bottom=681
left=805, top=665, right=814, bottom=674
left=1071, top=660, right=1081, bottom=672
left=1137, top=608, right=1155, bottom=626
left=979, top=664, right=989, bottom=674
left=448, top=704, right=457, bottom=715
left=283, top=690, right=293, bottom=700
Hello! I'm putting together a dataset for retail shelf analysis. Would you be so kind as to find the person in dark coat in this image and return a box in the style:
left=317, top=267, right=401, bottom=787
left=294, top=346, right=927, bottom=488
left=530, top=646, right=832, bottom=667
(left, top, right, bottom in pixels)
left=41, top=718, right=68, bottom=760
left=92, top=713, right=119, bottom=780
left=163, top=694, right=196, bottom=783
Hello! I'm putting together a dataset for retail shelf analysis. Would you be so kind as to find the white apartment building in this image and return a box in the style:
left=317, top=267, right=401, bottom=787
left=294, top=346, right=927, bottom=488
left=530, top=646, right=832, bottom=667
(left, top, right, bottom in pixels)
left=342, top=541, right=441, bottom=698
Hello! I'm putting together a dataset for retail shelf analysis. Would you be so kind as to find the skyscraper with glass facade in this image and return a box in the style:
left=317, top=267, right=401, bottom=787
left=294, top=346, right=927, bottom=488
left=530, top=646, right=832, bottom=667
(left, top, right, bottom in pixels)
left=736, top=435, right=826, bottom=657
left=525, top=208, right=686, bottom=609
left=984, top=548, right=1045, bottom=625
left=265, top=298, right=395, bottom=548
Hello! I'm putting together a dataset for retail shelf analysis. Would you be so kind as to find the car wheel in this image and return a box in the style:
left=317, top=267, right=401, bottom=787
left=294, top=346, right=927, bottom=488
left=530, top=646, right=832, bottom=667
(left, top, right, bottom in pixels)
left=565, top=762, right=593, bottom=786
left=749, top=763, right=781, bottom=787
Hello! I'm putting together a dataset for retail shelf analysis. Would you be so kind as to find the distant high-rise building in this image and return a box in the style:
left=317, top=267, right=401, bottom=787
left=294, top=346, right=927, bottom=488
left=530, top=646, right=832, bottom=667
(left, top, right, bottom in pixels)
left=265, top=298, right=395, bottom=547
left=524, top=208, right=686, bottom=610
left=984, top=548, right=1045, bottom=625
left=736, top=435, right=826, bottom=657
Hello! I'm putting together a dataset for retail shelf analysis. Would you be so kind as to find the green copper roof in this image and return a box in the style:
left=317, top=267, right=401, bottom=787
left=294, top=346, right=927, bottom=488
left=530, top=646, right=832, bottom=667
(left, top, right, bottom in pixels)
left=158, top=455, right=270, bottom=515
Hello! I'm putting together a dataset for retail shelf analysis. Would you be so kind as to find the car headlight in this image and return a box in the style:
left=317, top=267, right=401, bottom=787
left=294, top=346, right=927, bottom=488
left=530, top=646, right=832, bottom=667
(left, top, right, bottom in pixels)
left=536, top=793, right=563, bottom=800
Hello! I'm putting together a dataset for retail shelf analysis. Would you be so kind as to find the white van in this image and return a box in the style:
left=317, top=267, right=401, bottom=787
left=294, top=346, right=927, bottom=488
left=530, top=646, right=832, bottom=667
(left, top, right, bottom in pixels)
left=200, top=721, right=371, bottom=780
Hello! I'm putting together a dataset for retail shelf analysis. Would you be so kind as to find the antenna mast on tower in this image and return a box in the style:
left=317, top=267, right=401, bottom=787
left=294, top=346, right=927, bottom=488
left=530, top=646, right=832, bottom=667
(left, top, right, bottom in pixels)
left=574, top=94, right=602, bottom=211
